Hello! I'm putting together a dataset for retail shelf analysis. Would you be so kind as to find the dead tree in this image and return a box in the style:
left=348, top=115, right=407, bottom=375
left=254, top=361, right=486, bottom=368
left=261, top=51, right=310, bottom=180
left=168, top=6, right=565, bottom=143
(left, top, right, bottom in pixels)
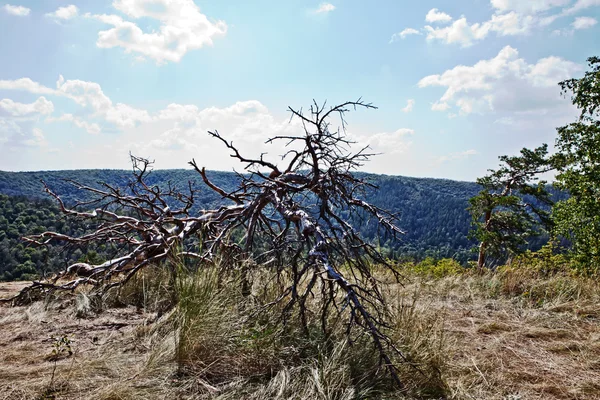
left=2, top=99, right=406, bottom=386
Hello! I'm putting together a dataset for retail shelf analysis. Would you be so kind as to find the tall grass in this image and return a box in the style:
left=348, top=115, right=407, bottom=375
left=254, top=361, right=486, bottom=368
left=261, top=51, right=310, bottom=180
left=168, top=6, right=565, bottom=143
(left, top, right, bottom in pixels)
left=166, top=262, right=450, bottom=399
left=4, top=255, right=600, bottom=399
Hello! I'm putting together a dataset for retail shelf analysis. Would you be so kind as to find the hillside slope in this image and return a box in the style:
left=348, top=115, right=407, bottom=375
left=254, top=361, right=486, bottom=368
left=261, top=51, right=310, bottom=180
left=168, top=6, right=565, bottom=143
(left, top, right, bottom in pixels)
left=0, top=169, right=480, bottom=262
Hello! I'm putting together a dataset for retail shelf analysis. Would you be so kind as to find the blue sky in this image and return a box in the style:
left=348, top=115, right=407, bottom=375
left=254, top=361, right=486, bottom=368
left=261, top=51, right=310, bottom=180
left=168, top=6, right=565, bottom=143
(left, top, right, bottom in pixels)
left=0, top=0, right=598, bottom=180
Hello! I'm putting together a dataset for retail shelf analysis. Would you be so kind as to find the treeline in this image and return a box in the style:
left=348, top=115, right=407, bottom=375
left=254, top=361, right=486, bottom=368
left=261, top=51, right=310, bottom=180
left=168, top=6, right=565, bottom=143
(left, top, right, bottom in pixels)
left=0, top=167, right=565, bottom=280
left=0, top=170, right=487, bottom=280
left=0, top=194, right=115, bottom=281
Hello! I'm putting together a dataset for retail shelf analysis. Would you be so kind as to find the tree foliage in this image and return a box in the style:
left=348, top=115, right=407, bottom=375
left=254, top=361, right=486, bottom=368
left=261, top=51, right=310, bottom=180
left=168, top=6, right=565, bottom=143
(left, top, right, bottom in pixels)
left=552, top=56, right=600, bottom=273
left=0, top=194, right=110, bottom=281
left=469, top=145, right=553, bottom=269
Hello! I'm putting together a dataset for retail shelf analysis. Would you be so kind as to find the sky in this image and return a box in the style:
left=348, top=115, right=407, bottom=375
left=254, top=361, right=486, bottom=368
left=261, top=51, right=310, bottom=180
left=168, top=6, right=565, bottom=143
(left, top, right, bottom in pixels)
left=0, top=0, right=598, bottom=181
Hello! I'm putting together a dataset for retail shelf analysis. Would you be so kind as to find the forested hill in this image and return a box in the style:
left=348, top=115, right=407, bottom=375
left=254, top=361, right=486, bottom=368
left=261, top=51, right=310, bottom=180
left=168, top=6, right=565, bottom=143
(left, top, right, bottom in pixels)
left=0, top=169, right=481, bottom=280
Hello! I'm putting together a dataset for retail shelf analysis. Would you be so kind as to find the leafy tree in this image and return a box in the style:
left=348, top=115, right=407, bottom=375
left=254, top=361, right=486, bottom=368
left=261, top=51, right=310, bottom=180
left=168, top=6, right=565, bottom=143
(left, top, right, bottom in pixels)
left=469, top=145, right=553, bottom=269
left=552, top=56, right=600, bottom=273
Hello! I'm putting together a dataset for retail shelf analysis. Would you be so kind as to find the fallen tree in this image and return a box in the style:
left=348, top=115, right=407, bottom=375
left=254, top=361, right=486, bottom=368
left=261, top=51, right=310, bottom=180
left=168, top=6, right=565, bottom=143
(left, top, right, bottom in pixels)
left=2, top=99, right=407, bottom=386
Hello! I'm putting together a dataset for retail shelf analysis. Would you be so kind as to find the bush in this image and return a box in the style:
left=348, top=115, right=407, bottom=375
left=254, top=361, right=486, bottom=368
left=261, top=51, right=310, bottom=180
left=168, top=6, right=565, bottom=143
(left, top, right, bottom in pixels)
left=407, top=257, right=465, bottom=278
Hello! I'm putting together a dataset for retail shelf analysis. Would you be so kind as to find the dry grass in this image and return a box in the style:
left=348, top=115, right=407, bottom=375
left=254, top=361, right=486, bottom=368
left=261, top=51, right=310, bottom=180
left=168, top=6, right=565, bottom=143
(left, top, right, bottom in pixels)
left=0, top=266, right=599, bottom=399
left=397, top=269, right=600, bottom=400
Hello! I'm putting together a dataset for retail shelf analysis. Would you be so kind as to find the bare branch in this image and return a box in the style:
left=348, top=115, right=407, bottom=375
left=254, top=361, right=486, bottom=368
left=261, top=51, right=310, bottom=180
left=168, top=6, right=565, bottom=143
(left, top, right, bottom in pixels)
left=4, top=99, right=406, bottom=386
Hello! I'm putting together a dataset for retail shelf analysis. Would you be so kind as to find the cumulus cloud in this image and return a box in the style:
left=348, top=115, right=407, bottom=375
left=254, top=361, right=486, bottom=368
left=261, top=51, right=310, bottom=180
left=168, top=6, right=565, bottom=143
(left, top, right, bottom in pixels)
left=552, top=15, right=597, bottom=34
left=0, top=74, right=415, bottom=173
left=355, top=129, right=414, bottom=155
left=418, top=46, right=581, bottom=115
left=45, top=5, right=79, bottom=20
left=0, top=92, right=55, bottom=149
left=572, top=16, right=597, bottom=29
left=3, top=4, right=30, bottom=16
left=90, top=0, right=227, bottom=64
left=389, top=28, right=421, bottom=42
left=424, top=12, right=535, bottom=46
left=23, top=128, right=48, bottom=147
left=54, top=75, right=151, bottom=128
left=0, top=117, right=49, bottom=149
left=397, top=0, right=600, bottom=47
left=0, top=97, right=54, bottom=117
left=314, top=3, right=335, bottom=13
left=425, top=8, right=452, bottom=24
left=424, top=18, right=490, bottom=47
left=431, top=101, right=450, bottom=111
left=0, top=78, right=57, bottom=94
left=0, top=75, right=151, bottom=131
left=142, top=100, right=301, bottom=159
left=563, top=0, right=600, bottom=15
left=46, top=114, right=102, bottom=135
left=490, top=0, right=570, bottom=14
left=402, top=99, right=415, bottom=113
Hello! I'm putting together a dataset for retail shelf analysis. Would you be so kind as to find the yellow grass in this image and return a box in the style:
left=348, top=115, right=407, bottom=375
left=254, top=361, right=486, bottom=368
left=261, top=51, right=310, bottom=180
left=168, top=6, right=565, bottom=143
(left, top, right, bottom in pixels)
left=0, top=266, right=599, bottom=399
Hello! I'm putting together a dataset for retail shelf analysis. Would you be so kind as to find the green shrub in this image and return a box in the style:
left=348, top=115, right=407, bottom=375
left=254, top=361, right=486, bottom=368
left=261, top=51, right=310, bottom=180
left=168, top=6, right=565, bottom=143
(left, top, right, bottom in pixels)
left=408, top=257, right=465, bottom=278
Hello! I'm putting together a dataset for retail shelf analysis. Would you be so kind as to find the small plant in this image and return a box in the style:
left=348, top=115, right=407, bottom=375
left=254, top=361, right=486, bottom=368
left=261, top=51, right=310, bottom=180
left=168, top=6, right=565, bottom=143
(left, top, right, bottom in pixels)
left=49, top=334, right=73, bottom=360
left=41, top=334, right=74, bottom=399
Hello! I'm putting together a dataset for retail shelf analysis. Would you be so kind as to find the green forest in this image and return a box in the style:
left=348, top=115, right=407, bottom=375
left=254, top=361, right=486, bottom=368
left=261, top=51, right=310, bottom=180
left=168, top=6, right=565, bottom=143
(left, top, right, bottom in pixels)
left=0, top=170, right=485, bottom=280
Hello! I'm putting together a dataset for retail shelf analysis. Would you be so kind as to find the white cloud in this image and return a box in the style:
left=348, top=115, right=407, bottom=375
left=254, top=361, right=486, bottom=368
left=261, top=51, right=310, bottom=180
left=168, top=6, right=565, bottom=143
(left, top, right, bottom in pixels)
left=0, top=75, right=416, bottom=174
left=356, top=129, right=414, bottom=155
left=572, top=16, right=597, bottom=29
left=0, top=78, right=57, bottom=94
left=0, top=94, right=54, bottom=150
left=402, top=99, right=415, bottom=113
left=424, top=12, right=536, bottom=47
left=46, top=114, right=101, bottom=135
left=46, top=5, right=79, bottom=20
left=418, top=46, right=581, bottom=115
left=3, top=4, right=30, bottom=16
left=424, top=18, right=490, bottom=47
left=90, top=0, right=227, bottom=64
left=436, top=149, right=477, bottom=164
left=488, top=11, right=536, bottom=35
left=491, top=0, right=570, bottom=14
left=425, top=8, right=452, bottom=24
left=1, top=78, right=297, bottom=166
left=563, top=0, right=600, bottom=15
left=0, top=117, right=49, bottom=149
left=54, top=75, right=151, bottom=128
left=403, top=0, right=600, bottom=47
left=23, top=128, right=48, bottom=147
left=526, top=55, right=583, bottom=86
left=0, top=75, right=151, bottom=129
left=0, top=97, right=54, bottom=117
left=389, top=28, right=421, bottom=42
left=431, top=101, right=450, bottom=111
left=131, top=100, right=306, bottom=170
left=315, top=3, right=335, bottom=13
left=551, top=15, right=597, bottom=35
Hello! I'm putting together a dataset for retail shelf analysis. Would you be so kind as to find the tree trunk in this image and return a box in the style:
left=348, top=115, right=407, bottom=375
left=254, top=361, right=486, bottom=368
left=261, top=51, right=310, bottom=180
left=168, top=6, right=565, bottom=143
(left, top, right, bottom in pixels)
left=477, top=209, right=492, bottom=271
left=477, top=241, right=486, bottom=270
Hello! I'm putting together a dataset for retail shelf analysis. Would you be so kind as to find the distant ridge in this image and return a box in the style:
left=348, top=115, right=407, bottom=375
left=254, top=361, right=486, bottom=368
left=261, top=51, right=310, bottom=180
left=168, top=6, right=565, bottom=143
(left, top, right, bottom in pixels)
left=0, top=169, right=480, bottom=261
